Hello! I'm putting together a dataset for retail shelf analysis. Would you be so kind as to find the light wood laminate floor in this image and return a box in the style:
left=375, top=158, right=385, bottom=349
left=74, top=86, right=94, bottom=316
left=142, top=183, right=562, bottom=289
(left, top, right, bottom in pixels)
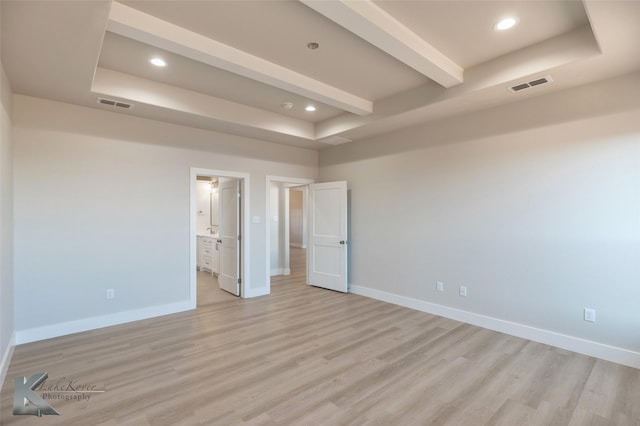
left=197, top=270, right=239, bottom=307
left=2, top=248, right=639, bottom=425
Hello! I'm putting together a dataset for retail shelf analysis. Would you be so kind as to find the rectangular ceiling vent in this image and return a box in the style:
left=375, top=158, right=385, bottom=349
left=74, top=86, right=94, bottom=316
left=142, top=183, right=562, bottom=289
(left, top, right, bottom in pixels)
left=508, top=76, right=553, bottom=93
left=97, top=97, right=134, bottom=110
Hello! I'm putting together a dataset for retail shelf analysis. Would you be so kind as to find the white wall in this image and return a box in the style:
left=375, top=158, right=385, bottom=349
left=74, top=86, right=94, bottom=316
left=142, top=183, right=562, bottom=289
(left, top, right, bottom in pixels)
left=289, top=189, right=304, bottom=248
left=13, top=95, right=317, bottom=341
left=0, top=63, right=15, bottom=385
left=320, top=72, right=640, bottom=365
left=269, top=182, right=290, bottom=275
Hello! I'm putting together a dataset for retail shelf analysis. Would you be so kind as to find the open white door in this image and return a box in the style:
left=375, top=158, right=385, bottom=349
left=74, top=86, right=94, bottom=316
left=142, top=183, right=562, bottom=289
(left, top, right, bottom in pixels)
left=218, top=178, right=240, bottom=296
left=307, top=181, right=348, bottom=292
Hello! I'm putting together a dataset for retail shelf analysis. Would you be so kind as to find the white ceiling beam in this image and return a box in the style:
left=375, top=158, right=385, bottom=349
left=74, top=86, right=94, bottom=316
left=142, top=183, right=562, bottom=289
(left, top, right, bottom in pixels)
left=92, top=68, right=316, bottom=139
left=301, top=0, right=464, bottom=88
left=107, top=2, right=373, bottom=116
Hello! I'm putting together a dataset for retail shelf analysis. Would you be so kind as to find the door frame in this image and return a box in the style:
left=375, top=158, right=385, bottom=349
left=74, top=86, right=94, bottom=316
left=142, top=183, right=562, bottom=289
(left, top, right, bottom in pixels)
left=265, top=175, right=314, bottom=294
left=190, top=168, right=250, bottom=306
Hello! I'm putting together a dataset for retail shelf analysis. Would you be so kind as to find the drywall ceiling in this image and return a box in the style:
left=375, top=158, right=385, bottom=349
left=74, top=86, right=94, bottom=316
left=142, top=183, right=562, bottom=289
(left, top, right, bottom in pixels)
left=2, top=0, right=640, bottom=149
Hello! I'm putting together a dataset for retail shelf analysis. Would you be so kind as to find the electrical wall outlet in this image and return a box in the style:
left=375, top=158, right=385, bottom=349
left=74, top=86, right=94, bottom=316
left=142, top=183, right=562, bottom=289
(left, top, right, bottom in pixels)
left=106, top=288, right=115, bottom=299
left=436, top=281, right=444, bottom=292
left=459, top=285, right=467, bottom=297
left=584, top=308, right=596, bottom=322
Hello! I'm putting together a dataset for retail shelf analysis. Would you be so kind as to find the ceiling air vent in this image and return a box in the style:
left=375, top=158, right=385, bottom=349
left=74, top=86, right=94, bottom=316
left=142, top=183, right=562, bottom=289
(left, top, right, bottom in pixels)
left=97, top=97, right=134, bottom=110
left=508, top=76, right=553, bottom=93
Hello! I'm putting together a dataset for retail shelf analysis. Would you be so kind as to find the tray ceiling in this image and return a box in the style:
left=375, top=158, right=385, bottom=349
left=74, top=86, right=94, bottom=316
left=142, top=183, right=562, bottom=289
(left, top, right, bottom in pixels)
left=2, top=0, right=639, bottom=149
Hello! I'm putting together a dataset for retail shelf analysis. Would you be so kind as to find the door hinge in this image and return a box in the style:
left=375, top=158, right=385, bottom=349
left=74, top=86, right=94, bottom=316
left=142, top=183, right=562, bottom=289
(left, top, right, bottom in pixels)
left=238, top=235, right=241, bottom=241
left=238, top=278, right=242, bottom=284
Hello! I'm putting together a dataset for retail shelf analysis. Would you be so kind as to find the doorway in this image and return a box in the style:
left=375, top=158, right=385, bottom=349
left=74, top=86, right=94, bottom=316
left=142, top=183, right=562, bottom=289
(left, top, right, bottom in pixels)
left=190, top=168, right=250, bottom=308
left=266, top=176, right=314, bottom=294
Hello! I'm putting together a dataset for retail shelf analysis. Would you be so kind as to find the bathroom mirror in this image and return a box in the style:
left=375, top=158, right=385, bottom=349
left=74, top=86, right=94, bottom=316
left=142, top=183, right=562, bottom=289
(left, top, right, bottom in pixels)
left=210, top=180, right=219, bottom=226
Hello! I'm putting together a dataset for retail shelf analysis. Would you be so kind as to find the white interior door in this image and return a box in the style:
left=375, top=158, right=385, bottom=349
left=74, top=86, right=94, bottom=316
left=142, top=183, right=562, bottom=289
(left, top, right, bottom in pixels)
left=218, top=178, right=240, bottom=296
left=307, top=181, right=348, bottom=292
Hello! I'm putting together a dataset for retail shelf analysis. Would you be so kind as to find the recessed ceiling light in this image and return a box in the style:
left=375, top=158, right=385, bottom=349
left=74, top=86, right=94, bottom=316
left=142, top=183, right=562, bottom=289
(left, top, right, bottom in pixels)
left=281, top=101, right=294, bottom=110
left=494, top=17, right=519, bottom=31
left=149, top=57, right=167, bottom=67
left=305, top=105, right=316, bottom=112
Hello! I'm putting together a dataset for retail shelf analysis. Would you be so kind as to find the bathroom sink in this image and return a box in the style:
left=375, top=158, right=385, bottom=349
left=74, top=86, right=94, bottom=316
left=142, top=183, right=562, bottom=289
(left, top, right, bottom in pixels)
left=198, top=233, right=218, bottom=238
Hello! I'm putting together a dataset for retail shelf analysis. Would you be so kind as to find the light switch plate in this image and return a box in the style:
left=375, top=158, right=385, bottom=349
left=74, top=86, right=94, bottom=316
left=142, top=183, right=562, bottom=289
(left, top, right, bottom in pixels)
left=584, top=308, right=596, bottom=322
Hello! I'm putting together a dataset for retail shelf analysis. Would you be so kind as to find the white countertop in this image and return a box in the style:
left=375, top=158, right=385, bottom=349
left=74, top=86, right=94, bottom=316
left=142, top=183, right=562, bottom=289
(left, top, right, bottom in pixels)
left=197, top=233, right=218, bottom=238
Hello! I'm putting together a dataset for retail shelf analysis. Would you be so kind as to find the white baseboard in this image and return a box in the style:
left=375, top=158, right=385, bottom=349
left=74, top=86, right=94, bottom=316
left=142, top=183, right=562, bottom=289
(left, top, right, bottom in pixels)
left=270, top=268, right=291, bottom=276
left=0, top=332, right=16, bottom=391
left=349, top=284, right=640, bottom=369
left=15, top=301, right=193, bottom=345
left=244, top=286, right=269, bottom=298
